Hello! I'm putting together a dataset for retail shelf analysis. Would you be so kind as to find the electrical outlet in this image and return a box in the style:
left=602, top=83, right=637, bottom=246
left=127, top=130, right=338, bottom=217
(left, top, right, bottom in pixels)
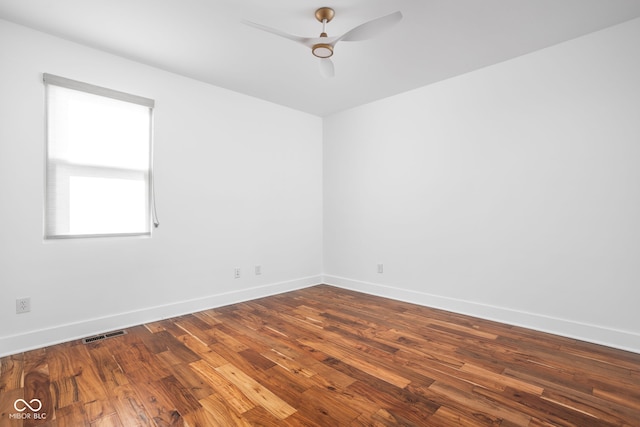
left=16, top=297, right=31, bottom=314
left=377, top=264, right=384, bottom=274
left=234, top=268, right=241, bottom=279
left=255, top=265, right=262, bottom=275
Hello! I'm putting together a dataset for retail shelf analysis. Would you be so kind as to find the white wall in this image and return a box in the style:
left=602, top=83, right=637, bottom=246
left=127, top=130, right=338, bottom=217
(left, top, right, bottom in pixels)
left=0, top=19, right=323, bottom=356
left=323, top=18, right=640, bottom=352
left=3, top=16, right=640, bottom=357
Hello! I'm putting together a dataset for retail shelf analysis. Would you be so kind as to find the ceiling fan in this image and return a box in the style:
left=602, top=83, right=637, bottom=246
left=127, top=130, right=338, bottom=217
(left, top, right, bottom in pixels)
left=243, top=7, right=403, bottom=78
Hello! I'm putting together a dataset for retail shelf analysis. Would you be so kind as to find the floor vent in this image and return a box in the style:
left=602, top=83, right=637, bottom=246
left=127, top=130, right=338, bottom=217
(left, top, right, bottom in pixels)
left=82, top=330, right=127, bottom=344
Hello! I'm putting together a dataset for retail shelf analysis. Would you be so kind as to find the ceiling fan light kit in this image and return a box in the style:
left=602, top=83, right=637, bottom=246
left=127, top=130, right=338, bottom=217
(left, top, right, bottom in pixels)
left=312, top=43, right=333, bottom=58
left=244, top=6, right=402, bottom=78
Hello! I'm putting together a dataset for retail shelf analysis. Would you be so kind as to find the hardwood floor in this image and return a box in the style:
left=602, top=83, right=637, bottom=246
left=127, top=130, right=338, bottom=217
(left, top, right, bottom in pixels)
left=1, top=285, right=639, bottom=426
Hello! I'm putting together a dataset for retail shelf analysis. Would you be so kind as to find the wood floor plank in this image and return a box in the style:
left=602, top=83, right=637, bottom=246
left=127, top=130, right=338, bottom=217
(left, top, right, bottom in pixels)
left=345, top=379, right=438, bottom=425
left=87, top=345, right=128, bottom=390
left=54, top=402, right=89, bottom=427
left=240, top=406, right=285, bottom=427
left=260, top=349, right=316, bottom=378
left=214, top=363, right=296, bottom=420
left=426, top=406, right=493, bottom=427
left=259, top=364, right=316, bottom=408
left=188, top=360, right=255, bottom=415
left=427, top=381, right=532, bottom=426
left=2, top=285, right=639, bottom=426
left=196, top=394, right=252, bottom=427
left=294, top=386, right=360, bottom=426
left=297, top=338, right=412, bottom=389
left=0, top=355, right=24, bottom=393
left=89, top=412, right=123, bottom=427
left=183, top=405, right=244, bottom=427
left=322, top=356, right=439, bottom=418
left=165, top=364, right=215, bottom=401
left=158, top=375, right=202, bottom=417
left=84, top=399, right=117, bottom=426
left=129, top=377, right=185, bottom=426
left=107, top=384, right=154, bottom=427
left=0, top=389, right=23, bottom=427
left=460, top=362, right=544, bottom=395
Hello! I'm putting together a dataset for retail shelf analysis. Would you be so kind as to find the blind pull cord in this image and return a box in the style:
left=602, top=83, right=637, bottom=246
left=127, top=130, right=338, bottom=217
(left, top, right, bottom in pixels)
left=151, top=176, right=160, bottom=228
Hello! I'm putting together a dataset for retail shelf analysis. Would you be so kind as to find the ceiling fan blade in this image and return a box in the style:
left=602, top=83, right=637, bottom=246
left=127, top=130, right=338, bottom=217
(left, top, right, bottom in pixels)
left=338, top=11, right=403, bottom=42
left=319, top=58, right=335, bottom=78
left=242, top=20, right=314, bottom=46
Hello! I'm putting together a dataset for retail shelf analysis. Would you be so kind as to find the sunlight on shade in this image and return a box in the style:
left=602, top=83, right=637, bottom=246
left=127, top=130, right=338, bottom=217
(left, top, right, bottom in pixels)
left=69, top=176, right=148, bottom=235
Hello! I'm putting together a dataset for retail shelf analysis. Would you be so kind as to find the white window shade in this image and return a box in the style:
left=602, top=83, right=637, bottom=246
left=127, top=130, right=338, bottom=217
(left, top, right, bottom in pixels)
left=44, top=74, right=156, bottom=239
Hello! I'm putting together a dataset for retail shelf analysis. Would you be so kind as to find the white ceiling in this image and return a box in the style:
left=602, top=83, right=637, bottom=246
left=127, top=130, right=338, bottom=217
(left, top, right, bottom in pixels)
left=1, top=0, right=640, bottom=116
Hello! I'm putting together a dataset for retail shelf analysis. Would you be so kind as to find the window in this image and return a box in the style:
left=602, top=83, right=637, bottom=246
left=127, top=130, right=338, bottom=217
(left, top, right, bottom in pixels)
left=44, top=74, right=157, bottom=239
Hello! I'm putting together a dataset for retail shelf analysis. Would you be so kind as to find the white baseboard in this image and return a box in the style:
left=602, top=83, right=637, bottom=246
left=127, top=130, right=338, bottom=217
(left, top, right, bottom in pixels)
left=0, top=276, right=322, bottom=357
left=323, top=275, right=640, bottom=354
left=5, top=275, right=638, bottom=356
